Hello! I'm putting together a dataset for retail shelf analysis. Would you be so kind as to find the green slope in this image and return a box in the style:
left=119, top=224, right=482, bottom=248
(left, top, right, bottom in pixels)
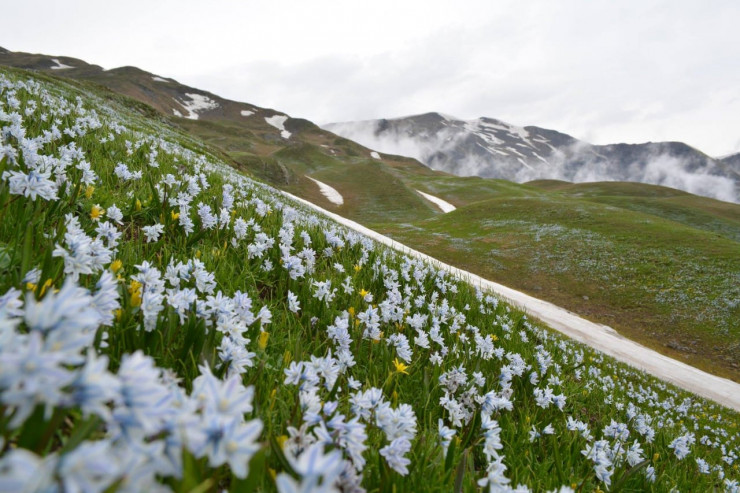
left=3, top=49, right=739, bottom=381
left=379, top=192, right=740, bottom=380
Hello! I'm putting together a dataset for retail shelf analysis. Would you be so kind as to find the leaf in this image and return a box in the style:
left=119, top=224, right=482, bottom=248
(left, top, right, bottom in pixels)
left=444, top=436, right=457, bottom=473
left=453, top=448, right=468, bottom=493
left=19, top=220, right=34, bottom=281
left=186, top=229, right=208, bottom=248
left=0, top=244, right=11, bottom=270
left=187, top=478, right=214, bottom=493
left=60, top=416, right=101, bottom=454
left=230, top=448, right=267, bottom=493
left=16, top=406, right=47, bottom=450
left=179, top=450, right=202, bottom=492
left=611, top=459, right=650, bottom=492
left=269, top=435, right=297, bottom=478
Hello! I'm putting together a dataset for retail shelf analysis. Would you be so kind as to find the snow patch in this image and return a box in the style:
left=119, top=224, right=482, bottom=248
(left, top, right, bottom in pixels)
left=532, top=152, right=550, bottom=165
left=176, top=93, right=219, bottom=120
left=50, top=58, right=74, bottom=70
left=240, top=110, right=255, bottom=117
left=508, top=147, right=526, bottom=159
left=488, top=146, right=510, bottom=156
left=416, top=190, right=456, bottom=213
left=264, top=115, right=291, bottom=139
left=152, top=76, right=169, bottom=82
left=370, top=151, right=381, bottom=160
left=517, top=157, right=534, bottom=171
left=306, top=176, right=343, bottom=205
left=172, top=109, right=183, bottom=117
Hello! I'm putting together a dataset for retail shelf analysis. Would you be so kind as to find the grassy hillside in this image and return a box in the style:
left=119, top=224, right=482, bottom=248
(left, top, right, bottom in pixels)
left=2, top=49, right=739, bottom=383
left=379, top=187, right=740, bottom=381
left=1, top=67, right=739, bottom=492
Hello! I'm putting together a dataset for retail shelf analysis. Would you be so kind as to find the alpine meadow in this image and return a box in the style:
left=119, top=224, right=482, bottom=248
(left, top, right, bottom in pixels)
left=0, top=61, right=739, bottom=493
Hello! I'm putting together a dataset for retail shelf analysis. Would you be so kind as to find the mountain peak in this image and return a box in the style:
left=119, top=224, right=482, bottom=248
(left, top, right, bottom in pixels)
left=324, top=114, right=739, bottom=202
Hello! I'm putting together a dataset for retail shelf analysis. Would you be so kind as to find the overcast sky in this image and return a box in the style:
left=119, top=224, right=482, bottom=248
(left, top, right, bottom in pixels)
left=3, top=0, right=739, bottom=156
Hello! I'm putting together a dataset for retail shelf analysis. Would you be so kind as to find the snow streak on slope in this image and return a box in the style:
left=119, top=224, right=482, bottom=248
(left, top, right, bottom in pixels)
left=306, top=176, right=343, bottom=205
left=50, top=58, right=73, bottom=70
left=416, top=190, right=456, bottom=213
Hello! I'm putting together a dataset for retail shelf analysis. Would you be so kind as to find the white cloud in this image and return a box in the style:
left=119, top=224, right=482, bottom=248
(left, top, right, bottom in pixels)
left=2, top=0, right=740, bottom=155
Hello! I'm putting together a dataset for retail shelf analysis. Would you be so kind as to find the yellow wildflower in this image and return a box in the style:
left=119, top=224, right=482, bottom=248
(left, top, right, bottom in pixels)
left=393, top=358, right=409, bottom=375
left=129, top=280, right=142, bottom=307
left=269, top=388, right=278, bottom=411
left=359, top=289, right=369, bottom=298
left=258, top=331, right=270, bottom=350
left=276, top=435, right=288, bottom=449
left=348, top=307, right=355, bottom=317
left=354, top=264, right=361, bottom=272
left=171, top=210, right=180, bottom=220
left=90, top=204, right=105, bottom=221
left=110, top=259, right=123, bottom=273
left=135, top=199, right=142, bottom=211
left=39, top=279, right=53, bottom=297
left=84, top=185, right=95, bottom=198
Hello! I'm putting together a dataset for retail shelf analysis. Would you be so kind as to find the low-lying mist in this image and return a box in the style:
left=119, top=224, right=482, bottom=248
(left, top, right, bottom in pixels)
left=325, top=122, right=740, bottom=203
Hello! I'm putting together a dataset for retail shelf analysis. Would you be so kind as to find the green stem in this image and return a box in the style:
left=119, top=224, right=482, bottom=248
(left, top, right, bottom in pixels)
left=35, top=408, right=66, bottom=454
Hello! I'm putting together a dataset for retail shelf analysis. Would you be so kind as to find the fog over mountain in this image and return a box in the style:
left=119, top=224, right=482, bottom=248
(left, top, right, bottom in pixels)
left=325, top=113, right=740, bottom=203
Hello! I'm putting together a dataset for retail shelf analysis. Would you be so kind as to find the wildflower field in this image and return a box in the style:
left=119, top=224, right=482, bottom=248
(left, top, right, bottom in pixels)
left=0, top=68, right=738, bottom=492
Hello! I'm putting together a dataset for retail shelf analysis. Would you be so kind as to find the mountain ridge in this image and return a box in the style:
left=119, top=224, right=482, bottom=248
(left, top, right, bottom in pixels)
left=324, top=112, right=740, bottom=203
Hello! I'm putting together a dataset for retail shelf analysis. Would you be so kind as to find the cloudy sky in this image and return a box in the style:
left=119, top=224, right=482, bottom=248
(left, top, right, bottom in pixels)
left=3, top=0, right=739, bottom=156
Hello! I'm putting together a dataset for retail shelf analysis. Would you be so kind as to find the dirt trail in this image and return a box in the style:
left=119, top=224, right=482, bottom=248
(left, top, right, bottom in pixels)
left=284, top=191, right=740, bottom=412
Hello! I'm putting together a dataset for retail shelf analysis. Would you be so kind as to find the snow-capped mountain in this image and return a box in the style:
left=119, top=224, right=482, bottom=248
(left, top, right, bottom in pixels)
left=324, top=113, right=740, bottom=203
left=0, top=47, right=302, bottom=143
left=721, top=152, right=740, bottom=171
